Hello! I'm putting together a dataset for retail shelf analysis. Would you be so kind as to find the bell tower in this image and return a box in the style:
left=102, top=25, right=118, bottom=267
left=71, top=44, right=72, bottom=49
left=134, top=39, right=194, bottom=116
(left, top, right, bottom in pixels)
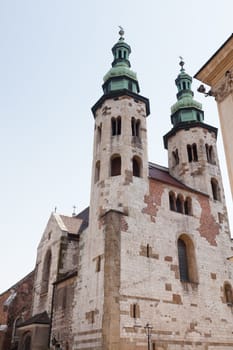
left=164, top=59, right=224, bottom=201
left=90, top=28, right=150, bottom=222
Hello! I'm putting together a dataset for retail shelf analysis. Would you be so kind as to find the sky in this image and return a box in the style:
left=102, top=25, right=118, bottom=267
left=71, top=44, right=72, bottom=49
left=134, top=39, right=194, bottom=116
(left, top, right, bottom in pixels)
left=0, top=0, right=233, bottom=293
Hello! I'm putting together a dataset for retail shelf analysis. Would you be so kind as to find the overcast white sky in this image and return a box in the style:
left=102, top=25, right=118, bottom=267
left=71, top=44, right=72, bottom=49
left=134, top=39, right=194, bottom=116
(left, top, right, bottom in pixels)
left=0, top=0, right=233, bottom=292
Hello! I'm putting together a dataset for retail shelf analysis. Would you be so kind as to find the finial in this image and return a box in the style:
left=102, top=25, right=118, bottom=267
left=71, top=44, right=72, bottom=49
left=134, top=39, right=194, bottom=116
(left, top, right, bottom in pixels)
left=119, top=26, right=124, bottom=39
left=179, top=56, right=185, bottom=71
left=72, top=205, right=76, bottom=216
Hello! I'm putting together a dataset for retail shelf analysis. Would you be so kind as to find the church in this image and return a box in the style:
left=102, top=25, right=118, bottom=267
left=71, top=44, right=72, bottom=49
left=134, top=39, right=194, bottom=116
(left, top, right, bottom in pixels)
left=1, top=29, right=233, bottom=350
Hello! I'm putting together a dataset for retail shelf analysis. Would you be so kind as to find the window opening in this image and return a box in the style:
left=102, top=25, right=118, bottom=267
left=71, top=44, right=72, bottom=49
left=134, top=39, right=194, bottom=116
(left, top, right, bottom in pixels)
left=178, top=239, right=189, bottom=282
left=96, top=256, right=101, bottom=272
left=192, top=144, right=198, bottom=161
left=131, top=118, right=139, bottom=137
left=112, top=117, right=121, bottom=136
left=111, top=155, right=121, bottom=176
left=41, top=250, right=52, bottom=294
left=133, top=156, right=141, bottom=177
left=211, top=178, right=221, bottom=201
left=187, top=144, right=192, bottom=162
left=176, top=194, right=184, bottom=213
left=97, top=124, right=102, bottom=144
left=224, top=283, right=233, bottom=304
left=146, top=244, right=150, bottom=258
left=23, top=333, right=31, bottom=350
left=184, top=197, right=192, bottom=215
left=172, top=149, right=179, bottom=165
left=169, top=191, right=176, bottom=211
left=131, top=303, right=140, bottom=318
left=187, top=144, right=198, bottom=162
left=206, top=144, right=215, bottom=164
left=95, top=161, right=100, bottom=183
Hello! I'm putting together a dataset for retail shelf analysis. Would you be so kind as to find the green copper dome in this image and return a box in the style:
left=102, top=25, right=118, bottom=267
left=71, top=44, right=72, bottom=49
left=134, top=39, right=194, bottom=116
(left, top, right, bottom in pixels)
left=170, top=59, right=204, bottom=126
left=102, top=28, right=140, bottom=94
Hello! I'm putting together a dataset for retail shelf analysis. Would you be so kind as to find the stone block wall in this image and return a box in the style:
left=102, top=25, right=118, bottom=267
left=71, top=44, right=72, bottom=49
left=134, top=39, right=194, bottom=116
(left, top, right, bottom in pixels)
left=0, top=271, right=34, bottom=350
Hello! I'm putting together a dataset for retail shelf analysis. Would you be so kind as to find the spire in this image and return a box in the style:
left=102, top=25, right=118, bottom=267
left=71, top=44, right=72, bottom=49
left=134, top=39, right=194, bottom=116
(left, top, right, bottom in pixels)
left=102, top=28, right=140, bottom=94
left=170, top=59, right=204, bottom=126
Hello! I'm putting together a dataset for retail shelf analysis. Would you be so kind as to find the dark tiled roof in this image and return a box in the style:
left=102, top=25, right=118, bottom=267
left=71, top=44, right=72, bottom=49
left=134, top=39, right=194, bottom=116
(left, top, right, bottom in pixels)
left=0, top=270, right=35, bottom=296
left=75, top=207, right=89, bottom=233
left=59, top=215, right=82, bottom=234
left=148, top=162, right=207, bottom=195
left=17, top=311, right=50, bottom=328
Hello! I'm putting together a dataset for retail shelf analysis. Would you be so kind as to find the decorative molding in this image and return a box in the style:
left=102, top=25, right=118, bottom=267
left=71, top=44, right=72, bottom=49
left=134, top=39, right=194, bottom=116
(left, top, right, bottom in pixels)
left=212, top=70, right=233, bottom=102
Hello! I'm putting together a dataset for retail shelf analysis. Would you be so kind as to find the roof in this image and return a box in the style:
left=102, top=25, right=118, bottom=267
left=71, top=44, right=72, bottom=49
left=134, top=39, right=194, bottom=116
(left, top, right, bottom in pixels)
left=0, top=270, right=34, bottom=296
left=17, top=311, right=50, bottom=328
left=59, top=215, right=83, bottom=234
left=75, top=207, right=89, bottom=233
left=194, top=33, right=233, bottom=85
left=3, top=290, right=17, bottom=308
left=148, top=162, right=208, bottom=195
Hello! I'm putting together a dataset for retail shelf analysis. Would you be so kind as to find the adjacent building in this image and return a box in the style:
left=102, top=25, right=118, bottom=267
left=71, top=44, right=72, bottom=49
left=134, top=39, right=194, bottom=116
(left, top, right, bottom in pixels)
left=195, top=33, right=233, bottom=199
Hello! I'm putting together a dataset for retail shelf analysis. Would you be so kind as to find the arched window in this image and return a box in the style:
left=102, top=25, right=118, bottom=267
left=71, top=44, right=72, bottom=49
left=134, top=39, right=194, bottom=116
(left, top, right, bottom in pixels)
left=22, top=332, right=31, bottom=350
left=177, top=235, right=198, bottom=283
left=169, top=191, right=176, bottom=211
left=41, top=250, right=52, bottom=294
left=95, top=161, right=100, bottom=183
left=224, top=283, right=233, bottom=305
left=187, top=144, right=192, bottom=162
left=110, top=155, right=121, bottom=176
left=111, top=117, right=121, bottom=136
left=132, top=156, right=141, bottom=177
left=172, top=149, right=179, bottom=166
left=176, top=194, right=184, bottom=213
left=184, top=197, right=192, bottom=215
left=192, top=144, right=198, bottom=161
left=211, top=178, right=221, bottom=201
left=205, top=144, right=215, bottom=164
left=97, top=124, right=102, bottom=144
left=187, top=144, right=198, bottom=162
left=178, top=238, right=189, bottom=282
left=131, top=117, right=140, bottom=137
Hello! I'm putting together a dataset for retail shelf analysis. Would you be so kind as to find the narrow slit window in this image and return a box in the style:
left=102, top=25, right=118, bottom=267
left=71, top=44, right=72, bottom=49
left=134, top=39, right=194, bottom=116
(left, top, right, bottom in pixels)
left=211, top=178, right=221, bottom=201
left=192, top=144, right=198, bottom=161
left=224, top=283, right=233, bottom=305
left=133, top=156, right=141, bottom=177
left=169, top=191, right=176, bottom=211
left=178, top=239, right=189, bottom=282
left=184, top=197, right=192, bottom=215
left=111, top=117, right=121, bottom=136
left=96, top=256, right=101, bottom=272
left=146, top=244, right=150, bottom=258
left=176, top=194, right=184, bottom=213
left=187, top=144, right=192, bottom=162
left=95, top=161, right=100, bottom=183
left=97, top=124, right=102, bottom=144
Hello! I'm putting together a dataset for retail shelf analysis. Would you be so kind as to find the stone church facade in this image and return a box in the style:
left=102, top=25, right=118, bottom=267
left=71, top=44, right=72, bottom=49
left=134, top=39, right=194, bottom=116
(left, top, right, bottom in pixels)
left=1, top=30, right=233, bottom=350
